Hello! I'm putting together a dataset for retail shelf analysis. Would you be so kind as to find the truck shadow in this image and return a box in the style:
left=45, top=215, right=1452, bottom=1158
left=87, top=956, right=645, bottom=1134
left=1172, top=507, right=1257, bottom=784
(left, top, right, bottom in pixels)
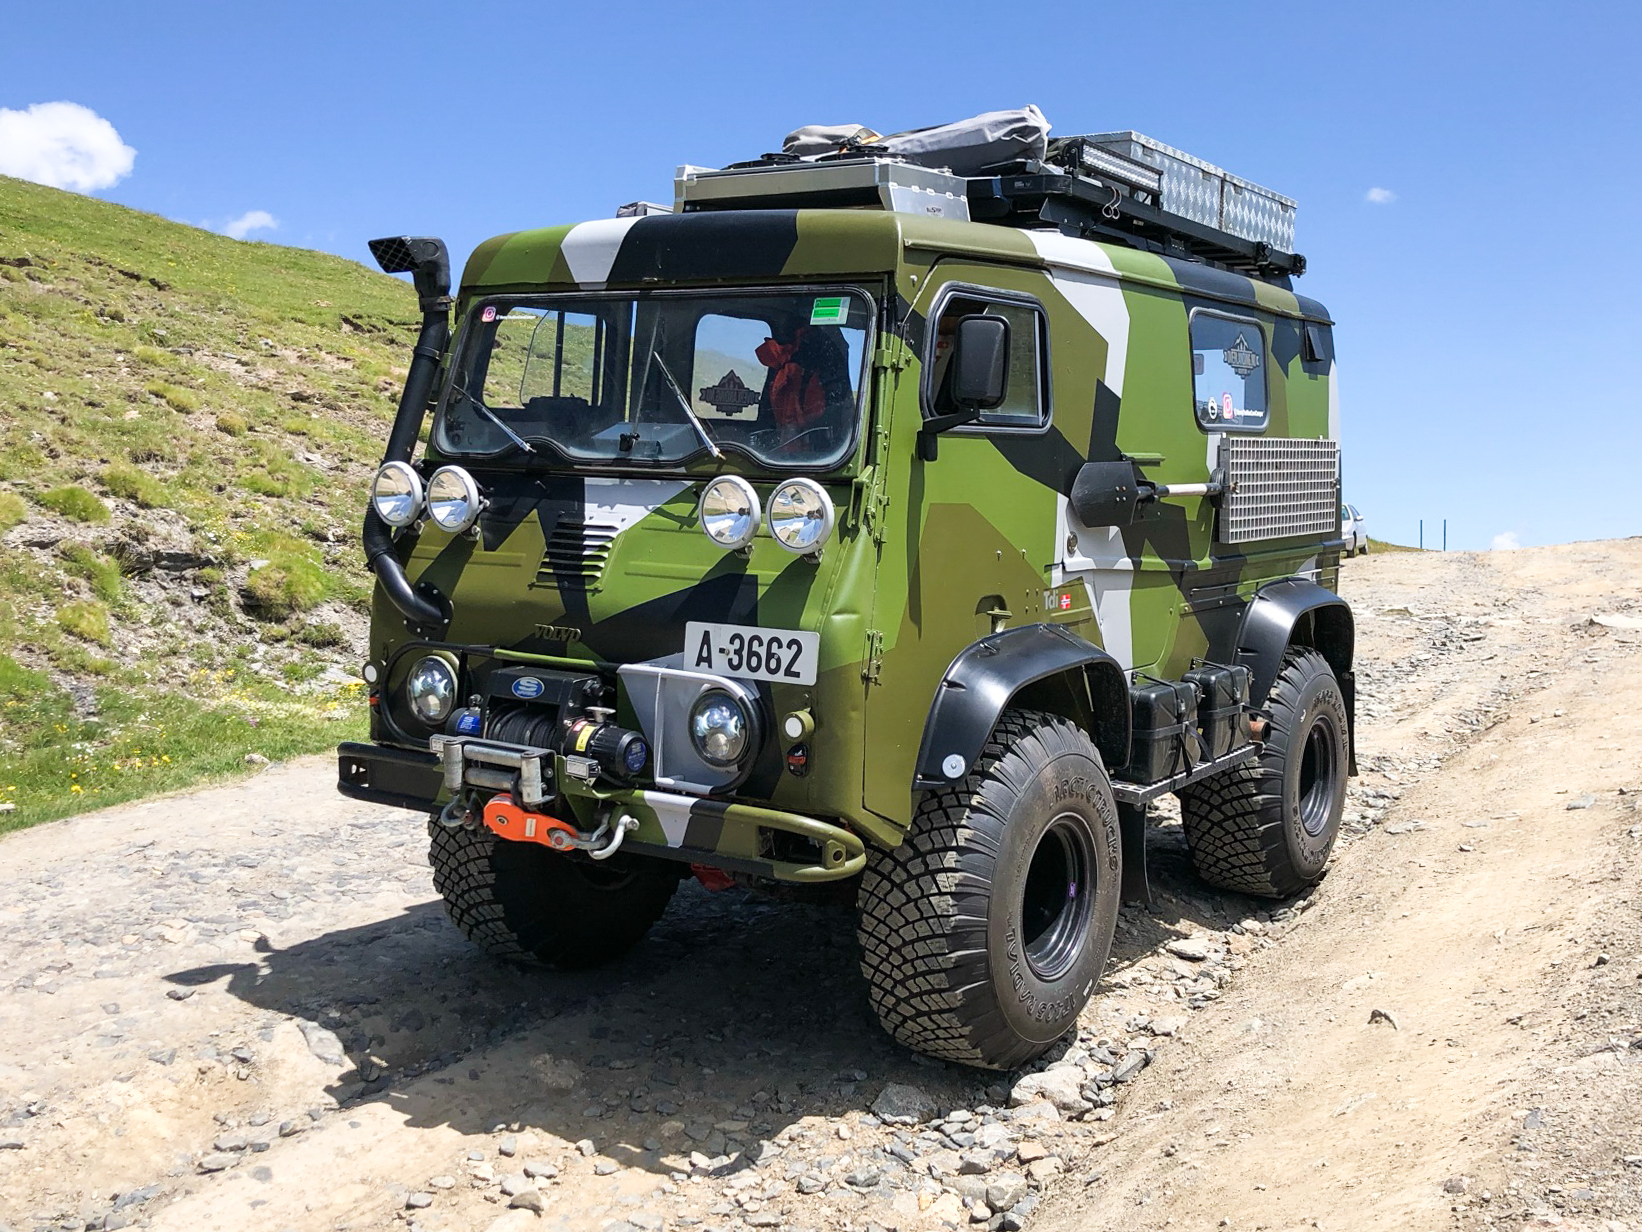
left=164, top=817, right=1265, bottom=1176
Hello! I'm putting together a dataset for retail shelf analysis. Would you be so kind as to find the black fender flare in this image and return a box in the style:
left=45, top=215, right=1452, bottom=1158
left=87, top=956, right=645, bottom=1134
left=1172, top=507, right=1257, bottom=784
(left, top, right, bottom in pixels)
left=913, top=624, right=1130, bottom=791
left=1233, top=577, right=1357, bottom=772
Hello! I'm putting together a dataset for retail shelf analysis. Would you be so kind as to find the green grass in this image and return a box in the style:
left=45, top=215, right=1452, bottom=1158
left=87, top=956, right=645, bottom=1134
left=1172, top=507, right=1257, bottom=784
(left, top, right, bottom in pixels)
left=243, top=555, right=328, bottom=619
left=144, top=380, right=201, bottom=412
left=39, top=485, right=110, bottom=523
left=59, top=543, right=123, bottom=603
left=1366, top=537, right=1422, bottom=554
left=0, top=173, right=413, bottom=833
left=101, top=460, right=167, bottom=508
left=0, top=652, right=367, bottom=833
left=56, top=599, right=111, bottom=644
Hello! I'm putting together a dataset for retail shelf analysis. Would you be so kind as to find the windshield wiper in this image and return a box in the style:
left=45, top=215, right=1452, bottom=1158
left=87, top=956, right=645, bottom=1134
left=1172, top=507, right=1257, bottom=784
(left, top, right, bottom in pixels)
left=649, top=350, right=723, bottom=461
left=451, top=382, right=535, bottom=455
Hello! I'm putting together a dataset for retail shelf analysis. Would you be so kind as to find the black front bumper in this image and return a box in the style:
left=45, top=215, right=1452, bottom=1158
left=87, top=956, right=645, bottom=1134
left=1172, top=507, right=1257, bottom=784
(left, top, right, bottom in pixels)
left=337, top=741, right=443, bottom=812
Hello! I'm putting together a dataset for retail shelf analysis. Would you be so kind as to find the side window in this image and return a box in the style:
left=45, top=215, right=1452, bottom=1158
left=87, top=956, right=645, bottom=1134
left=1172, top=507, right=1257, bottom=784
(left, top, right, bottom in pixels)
left=928, top=291, right=1049, bottom=430
left=1190, top=311, right=1269, bottom=431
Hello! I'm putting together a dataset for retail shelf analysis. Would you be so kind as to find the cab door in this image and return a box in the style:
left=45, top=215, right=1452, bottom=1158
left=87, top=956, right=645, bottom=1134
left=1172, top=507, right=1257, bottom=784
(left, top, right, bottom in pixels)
left=860, top=262, right=1063, bottom=825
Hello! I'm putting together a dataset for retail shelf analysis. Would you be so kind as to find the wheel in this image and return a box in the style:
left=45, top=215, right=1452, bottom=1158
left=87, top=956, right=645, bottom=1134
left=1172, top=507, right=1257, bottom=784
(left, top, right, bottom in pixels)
left=428, top=819, right=679, bottom=969
left=1359, top=541, right=1370, bottom=556
left=1177, top=647, right=1349, bottom=898
left=856, top=710, right=1122, bottom=1070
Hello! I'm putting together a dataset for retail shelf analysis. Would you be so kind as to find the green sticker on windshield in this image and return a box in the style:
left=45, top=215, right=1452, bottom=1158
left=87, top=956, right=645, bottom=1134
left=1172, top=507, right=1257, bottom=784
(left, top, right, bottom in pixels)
left=809, top=296, right=847, bottom=326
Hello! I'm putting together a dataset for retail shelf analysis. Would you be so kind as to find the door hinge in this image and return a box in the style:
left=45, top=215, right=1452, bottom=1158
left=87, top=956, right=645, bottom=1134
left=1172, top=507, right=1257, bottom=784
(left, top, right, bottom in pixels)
left=862, top=629, right=885, bottom=683
left=872, top=335, right=913, bottom=373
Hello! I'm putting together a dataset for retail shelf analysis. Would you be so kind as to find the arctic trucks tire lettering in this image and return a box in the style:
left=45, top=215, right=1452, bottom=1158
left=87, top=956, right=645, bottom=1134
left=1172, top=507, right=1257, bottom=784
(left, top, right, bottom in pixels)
left=857, top=710, right=1121, bottom=1069
left=339, top=112, right=1354, bottom=1069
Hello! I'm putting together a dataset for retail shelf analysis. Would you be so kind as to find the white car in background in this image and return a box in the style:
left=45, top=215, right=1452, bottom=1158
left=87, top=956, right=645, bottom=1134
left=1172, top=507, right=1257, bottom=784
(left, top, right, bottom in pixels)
left=1341, top=504, right=1368, bottom=556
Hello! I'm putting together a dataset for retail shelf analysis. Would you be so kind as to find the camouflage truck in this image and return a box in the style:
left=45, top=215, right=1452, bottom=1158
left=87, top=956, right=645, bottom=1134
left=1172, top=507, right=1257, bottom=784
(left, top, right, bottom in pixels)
left=338, top=129, right=1353, bottom=1070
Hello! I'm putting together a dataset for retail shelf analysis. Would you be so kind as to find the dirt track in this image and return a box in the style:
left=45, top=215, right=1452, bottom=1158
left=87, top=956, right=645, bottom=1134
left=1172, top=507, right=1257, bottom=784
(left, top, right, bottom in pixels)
left=1, top=542, right=1639, bottom=1232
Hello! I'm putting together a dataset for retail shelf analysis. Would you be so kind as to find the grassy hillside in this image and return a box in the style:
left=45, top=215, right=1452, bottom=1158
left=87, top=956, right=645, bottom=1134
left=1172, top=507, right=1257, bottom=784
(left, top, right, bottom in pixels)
left=1366, top=538, right=1423, bottom=554
left=0, top=175, right=421, bottom=831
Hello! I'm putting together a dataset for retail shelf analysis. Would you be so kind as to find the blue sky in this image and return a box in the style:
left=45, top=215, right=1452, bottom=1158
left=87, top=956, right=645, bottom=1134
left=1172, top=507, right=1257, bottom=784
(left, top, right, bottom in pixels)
left=5, top=0, right=1639, bottom=550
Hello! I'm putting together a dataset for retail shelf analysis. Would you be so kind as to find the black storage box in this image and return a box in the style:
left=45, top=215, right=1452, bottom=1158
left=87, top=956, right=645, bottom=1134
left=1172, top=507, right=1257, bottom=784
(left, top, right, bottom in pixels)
left=1183, top=664, right=1252, bottom=758
left=1123, top=680, right=1200, bottom=783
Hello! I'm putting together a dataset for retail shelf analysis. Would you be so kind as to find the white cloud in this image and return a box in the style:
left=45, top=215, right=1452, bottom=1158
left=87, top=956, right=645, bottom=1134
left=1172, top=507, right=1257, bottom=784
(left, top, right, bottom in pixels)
left=222, top=210, right=278, bottom=240
left=0, top=101, right=135, bottom=193
left=1365, top=187, right=1397, bottom=205
left=1491, top=531, right=1521, bottom=551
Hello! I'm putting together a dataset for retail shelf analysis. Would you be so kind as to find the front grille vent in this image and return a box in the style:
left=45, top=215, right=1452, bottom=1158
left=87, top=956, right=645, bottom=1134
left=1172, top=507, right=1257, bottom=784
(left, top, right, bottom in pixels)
left=1218, top=437, right=1339, bottom=544
left=536, top=517, right=620, bottom=590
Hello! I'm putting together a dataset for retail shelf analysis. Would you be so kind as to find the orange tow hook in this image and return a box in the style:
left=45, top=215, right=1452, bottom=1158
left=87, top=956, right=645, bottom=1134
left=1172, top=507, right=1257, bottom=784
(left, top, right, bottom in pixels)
left=482, top=794, right=582, bottom=851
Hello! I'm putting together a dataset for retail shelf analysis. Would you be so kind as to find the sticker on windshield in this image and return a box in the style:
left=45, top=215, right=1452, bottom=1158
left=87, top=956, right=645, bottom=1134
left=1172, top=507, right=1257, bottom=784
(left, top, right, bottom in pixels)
left=481, top=305, right=497, bottom=323
left=809, top=297, right=848, bottom=326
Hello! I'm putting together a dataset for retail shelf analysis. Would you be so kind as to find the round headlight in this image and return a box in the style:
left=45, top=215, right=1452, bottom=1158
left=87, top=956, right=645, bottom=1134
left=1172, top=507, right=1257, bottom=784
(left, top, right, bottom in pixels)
left=371, top=461, right=424, bottom=529
left=406, top=656, right=456, bottom=724
left=426, top=466, right=482, bottom=534
left=689, top=690, right=751, bottom=766
left=768, top=478, right=835, bottom=555
left=698, top=476, right=761, bottom=551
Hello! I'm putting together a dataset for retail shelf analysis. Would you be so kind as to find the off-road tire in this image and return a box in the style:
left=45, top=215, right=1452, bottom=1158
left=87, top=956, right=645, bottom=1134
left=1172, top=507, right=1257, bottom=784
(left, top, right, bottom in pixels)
left=1178, top=647, right=1349, bottom=898
left=428, top=820, right=678, bottom=969
left=856, top=710, right=1122, bottom=1070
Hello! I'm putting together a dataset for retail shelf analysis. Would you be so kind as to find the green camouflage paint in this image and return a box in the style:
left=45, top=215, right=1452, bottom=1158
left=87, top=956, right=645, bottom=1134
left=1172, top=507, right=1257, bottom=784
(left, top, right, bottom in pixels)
left=361, top=206, right=1340, bottom=877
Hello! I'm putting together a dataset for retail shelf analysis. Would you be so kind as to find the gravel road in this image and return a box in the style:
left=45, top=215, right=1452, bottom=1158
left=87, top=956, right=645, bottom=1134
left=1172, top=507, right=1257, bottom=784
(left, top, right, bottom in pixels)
left=1, top=541, right=1638, bottom=1232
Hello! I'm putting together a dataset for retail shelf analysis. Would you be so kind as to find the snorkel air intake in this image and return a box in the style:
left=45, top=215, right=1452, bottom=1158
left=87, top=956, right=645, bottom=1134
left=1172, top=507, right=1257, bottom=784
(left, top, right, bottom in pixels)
left=364, top=235, right=452, bottom=632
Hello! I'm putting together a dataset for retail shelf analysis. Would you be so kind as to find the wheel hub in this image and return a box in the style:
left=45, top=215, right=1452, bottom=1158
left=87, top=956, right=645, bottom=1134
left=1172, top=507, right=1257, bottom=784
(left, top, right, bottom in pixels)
left=1020, top=814, right=1096, bottom=981
left=1297, top=714, right=1339, bottom=837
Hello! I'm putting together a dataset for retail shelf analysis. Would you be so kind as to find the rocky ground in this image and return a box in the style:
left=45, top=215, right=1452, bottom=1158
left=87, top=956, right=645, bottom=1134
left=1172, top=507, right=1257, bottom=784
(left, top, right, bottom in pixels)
left=0, top=541, right=1638, bottom=1232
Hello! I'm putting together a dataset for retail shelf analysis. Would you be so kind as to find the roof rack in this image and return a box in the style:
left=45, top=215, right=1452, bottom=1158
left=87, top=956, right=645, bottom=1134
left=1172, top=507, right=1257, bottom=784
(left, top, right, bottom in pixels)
left=675, top=131, right=1305, bottom=282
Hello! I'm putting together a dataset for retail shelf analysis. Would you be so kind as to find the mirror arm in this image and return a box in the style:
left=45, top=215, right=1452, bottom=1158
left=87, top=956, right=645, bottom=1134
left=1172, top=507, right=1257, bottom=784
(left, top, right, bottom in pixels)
left=1145, top=468, right=1228, bottom=501
left=920, top=406, right=982, bottom=435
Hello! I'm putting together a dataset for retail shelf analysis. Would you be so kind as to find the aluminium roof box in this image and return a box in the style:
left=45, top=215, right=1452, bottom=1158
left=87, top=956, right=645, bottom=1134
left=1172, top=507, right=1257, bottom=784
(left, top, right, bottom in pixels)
left=1064, top=131, right=1297, bottom=252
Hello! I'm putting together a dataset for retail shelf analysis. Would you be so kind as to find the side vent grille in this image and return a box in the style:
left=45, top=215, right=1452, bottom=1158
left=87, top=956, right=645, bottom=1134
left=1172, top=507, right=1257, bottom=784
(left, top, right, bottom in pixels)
left=536, top=518, right=619, bottom=590
left=1219, top=437, right=1339, bottom=544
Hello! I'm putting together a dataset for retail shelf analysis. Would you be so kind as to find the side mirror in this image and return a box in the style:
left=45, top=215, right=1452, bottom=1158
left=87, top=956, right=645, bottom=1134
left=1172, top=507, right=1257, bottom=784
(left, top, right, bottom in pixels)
left=950, top=315, right=1008, bottom=410
left=918, top=315, right=1010, bottom=461
left=1070, top=460, right=1145, bottom=528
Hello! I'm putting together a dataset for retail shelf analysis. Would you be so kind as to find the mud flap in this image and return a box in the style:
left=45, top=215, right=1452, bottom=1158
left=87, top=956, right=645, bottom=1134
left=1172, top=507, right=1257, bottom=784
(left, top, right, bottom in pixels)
left=1118, top=802, right=1153, bottom=908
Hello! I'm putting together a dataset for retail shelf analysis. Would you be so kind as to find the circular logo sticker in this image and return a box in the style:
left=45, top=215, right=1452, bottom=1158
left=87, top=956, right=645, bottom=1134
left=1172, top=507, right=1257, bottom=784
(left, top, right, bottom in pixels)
left=510, top=676, right=545, bottom=700
left=1222, top=392, right=1235, bottom=420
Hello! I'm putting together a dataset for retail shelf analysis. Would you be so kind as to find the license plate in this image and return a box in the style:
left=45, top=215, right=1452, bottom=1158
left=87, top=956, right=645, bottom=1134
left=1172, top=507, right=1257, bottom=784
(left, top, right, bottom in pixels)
left=684, top=622, right=820, bottom=686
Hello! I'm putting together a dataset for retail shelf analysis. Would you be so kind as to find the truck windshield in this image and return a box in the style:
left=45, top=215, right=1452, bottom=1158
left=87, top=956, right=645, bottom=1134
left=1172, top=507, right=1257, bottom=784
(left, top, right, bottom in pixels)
left=434, top=289, right=873, bottom=469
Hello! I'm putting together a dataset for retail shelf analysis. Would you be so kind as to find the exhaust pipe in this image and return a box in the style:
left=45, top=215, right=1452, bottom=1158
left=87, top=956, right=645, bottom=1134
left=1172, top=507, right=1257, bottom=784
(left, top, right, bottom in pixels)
left=364, top=236, right=452, bottom=631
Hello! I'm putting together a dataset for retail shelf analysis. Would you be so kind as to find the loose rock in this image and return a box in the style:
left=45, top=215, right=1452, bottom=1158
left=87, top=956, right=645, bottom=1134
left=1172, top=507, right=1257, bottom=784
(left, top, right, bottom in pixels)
left=1166, top=938, right=1213, bottom=961
left=508, top=1187, right=545, bottom=1213
left=1010, top=1068, right=1090, bottom=1113
left=872, top=1082, right=937, bottom=1124
left=985, top=1173, right=1029, bottom=1213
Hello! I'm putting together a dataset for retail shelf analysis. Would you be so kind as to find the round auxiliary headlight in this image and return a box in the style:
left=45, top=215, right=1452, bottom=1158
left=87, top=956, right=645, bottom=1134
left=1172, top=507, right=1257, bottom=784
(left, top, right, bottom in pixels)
left=426, top=466, right=482, bottom=534
left=698, top=475, right=761, bottom=551
left=768, top=478, right=836, bottom=555
left=405, top=656, right=456, bottom=725
left=689, top=690, right=751, bottom=766
left=371, top=461, right=424, bottom=529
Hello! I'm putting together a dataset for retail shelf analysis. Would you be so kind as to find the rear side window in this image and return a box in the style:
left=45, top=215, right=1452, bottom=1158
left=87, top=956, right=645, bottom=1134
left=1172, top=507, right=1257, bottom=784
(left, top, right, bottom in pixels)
left=926, top=290, right=1050, bottom=430
left=1190, top=310, right=1268, bottom=431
